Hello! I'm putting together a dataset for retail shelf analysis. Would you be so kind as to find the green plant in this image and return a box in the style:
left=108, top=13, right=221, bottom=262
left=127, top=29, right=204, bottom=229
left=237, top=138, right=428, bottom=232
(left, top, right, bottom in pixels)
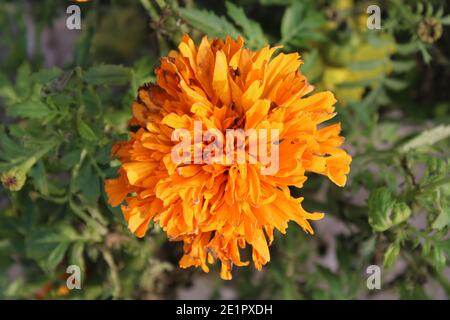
left=0, top=0, right=449, bottom=299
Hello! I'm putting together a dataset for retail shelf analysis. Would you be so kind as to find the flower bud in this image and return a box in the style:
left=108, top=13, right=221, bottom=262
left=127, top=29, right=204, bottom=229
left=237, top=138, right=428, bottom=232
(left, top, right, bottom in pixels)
left=418, top=17, right=443, bottom=44
left=0, top=157, right=37, bottom=192
left=1, top=167, right=27, bottom=191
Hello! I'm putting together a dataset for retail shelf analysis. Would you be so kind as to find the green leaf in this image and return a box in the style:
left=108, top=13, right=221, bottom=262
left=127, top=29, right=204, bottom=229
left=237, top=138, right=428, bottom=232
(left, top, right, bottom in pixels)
left=391, top=60, right=416, bottom=73
left=95, top=144, right=112, bottom=165
left=399, top=125, right=450, bottom=153
left=431, top=246, right=446, bottom=270
left=431, top=187, right=450, bottom=230
left=419, top=43, right=432, bottom=64
left=8, top=100, right=53, bottom=119
left=225, top=2, right=267, bottom=49
left=0, top=129, right=29, bottom=163
left=280, top=1, right=325, bottom=46
left=60, top=149, right=82, bottom=170
left=338, top=77, right=382, bottom=89
left=130, top=57, right=155, bottom=95
left=395, top=41, right=420, bottom=55
left=391, top=202, right=412, bottom=225
left=74, top=163, right=100, bottom=205
left=179, top=8, right=240, bottom=39
left=441, top=15, right=450, bottom=25
left=26, top=227, right=76, bottom=274
left=368, top=189, right=412, bottom=232
left=48, top=93, right=73, bottom=111
left=16, top=63, right=31, bottom=98
left=84, top=65, right=131, bottom=85
left=0, top=82, right=19, bottom=104
left=424, top=155, right=448, bottom=179
left=47, top=242, right=70, bottom=273
left=32, top=67, right=63, bottom=84
left=384, top=242, right=400, bottom=268
left=432, top=209, right=450, bottom=230
left=301, top=49, right=319, bottom=76
left=383, top=77, right=409, bottom=91
left=260, top=0, right=293, bottom=4
left=77, top=118, right=98, bottom=141
left=83, top=89, right=103, bottom=116
left=368, top=187, right=395, bottom=232
left=29, top=160, right=49, bottom=196
left=421, top=239, right=431, bottom=257
left=348, top=59, right=387, bottom=72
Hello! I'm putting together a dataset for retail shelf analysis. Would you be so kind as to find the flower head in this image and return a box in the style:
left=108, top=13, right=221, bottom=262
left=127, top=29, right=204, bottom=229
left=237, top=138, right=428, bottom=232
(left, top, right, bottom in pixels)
left=417, top=17, right=443, bottom=44
left=1, top=157, right=37, bottom=192
left=105, top=35, right=351, bottom=279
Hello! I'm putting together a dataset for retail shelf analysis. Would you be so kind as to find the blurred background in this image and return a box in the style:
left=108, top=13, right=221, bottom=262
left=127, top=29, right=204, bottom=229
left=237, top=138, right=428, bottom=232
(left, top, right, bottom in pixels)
left=0, top=0, right=449, bottom=299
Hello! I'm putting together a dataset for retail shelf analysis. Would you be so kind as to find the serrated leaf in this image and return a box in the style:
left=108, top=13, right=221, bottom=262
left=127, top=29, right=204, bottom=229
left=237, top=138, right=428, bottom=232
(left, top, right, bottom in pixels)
left=419, top=43, right=432, bottom=64
left=391, top=60, right=416, bottom=73
left=29, top=160, right=49, bottom=196
left=369, top=190, right=411, bottom=232
left=432, top=209, right=450, bottom=230
left=0, top=84, right=19, bottom=104
left=431, top=246, right=446, bottom=270
left=425, top=157, right=448, bottom=178
left=395, top=41, right=420, bottom=55
left=383, top=77, right=409, bottom=91
left=74, top=163, right=100, bottom=205
left=83, top=89, right=103, bottom=116
left=384, top=243, right=400, bottom=268
left=32, top=67, right=63, bottom=84
left=301, top=49, right=319, bottom=75
left=280, top=2, right=325, bottom=46
left=399, top=125, right=450, bottom=153
left=77, top=118, right=98, bottom=141
left=338, top=77, right=382, bottom=89
left=47, top=242, right=70, bottom=273
left=0, top=130, right=30, bottom=162
left=95, top=144, right=112, bottom=165
left=225, top=2, right=267, bottom=49
left=179, top=8, right=240, bottom=39
left=16, top=63, right=31, bottom=98
left=26, top=228, right=76, bottom=274
left=260, top=0, right=293, bottom=4
left=60, top=149, right=82, bottom=170
left=348, top=59, right=387, bottom=72
left=422, top=239, right=431, bottom=256
left=431, top=187, right=450, bottom=230
left=84, top=65, right=131, bottom=85
left=441, top=15, right=450, bottom=25
left=368, top=187, right=395, bottom=232
left=391, top=202, right=411, bottom=225
left=8, top=100, right=53, bottom=119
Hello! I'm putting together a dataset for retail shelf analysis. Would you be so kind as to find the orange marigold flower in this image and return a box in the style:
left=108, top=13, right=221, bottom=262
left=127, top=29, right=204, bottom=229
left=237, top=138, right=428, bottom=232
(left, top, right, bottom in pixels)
left=105, top=35, right=352, bottom=279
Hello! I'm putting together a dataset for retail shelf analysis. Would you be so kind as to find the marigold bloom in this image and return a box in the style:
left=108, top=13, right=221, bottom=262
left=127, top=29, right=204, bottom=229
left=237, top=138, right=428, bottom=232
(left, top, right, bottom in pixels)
left=105, top=35, right=351, bottom=279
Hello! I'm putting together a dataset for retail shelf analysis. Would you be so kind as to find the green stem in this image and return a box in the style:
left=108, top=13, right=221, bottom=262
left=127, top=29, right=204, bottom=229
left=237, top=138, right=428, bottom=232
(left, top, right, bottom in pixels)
left=69, top=199, right=107, bottom=235
left=100, top=247, right=121, bottom=299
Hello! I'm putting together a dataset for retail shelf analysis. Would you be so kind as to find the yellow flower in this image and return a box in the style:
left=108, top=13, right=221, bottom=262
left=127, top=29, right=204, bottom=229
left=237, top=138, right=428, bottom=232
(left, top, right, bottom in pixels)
left=105, top=35, right=351, bottom=279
